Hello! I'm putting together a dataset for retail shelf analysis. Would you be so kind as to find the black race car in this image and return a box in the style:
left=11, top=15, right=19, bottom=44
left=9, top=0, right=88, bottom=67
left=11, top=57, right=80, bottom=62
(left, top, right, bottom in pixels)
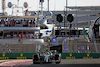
left=33, top=50, right=61, bottom=64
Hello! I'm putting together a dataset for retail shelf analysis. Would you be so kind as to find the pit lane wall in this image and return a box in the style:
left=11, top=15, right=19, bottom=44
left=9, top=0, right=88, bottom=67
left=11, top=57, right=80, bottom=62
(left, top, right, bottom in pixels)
left=0, top=53, right=100, bottom=59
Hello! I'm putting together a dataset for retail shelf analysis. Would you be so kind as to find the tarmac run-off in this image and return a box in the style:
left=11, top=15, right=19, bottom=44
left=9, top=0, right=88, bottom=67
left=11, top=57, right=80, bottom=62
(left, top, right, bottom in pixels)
left=0, top=59, right=100, bottom=66
left=0, top=59, right=33, bottom=66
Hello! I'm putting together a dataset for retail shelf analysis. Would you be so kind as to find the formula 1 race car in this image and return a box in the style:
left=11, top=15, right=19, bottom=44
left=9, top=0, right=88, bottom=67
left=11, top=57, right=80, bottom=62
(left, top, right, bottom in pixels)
left=33, top=50, right=61, bottom=64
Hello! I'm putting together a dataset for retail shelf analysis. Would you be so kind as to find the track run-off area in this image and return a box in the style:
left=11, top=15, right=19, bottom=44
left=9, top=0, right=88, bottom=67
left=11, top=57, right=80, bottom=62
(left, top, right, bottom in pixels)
left=0, top=59, right=100, bottom=66
left=0, top=59, right=33, bottom=66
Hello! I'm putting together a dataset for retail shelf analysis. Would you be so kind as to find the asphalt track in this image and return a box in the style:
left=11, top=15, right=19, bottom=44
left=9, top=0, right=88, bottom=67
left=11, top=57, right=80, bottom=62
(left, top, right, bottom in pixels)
left=0, top=59, right=33, bottom=67
left=0, top=59, right=100, bottom=67
left=28, top=64, right=100, bottom=67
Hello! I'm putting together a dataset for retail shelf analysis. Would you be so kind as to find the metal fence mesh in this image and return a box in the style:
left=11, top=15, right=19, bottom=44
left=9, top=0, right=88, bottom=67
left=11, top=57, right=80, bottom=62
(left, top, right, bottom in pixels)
left=0, top=38, right=100, bottom=53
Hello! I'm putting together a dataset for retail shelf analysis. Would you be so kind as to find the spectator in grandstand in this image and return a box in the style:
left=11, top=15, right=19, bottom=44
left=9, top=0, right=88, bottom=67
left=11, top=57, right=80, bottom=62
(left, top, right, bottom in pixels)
left=10, top=32, right=13, bottom=38
left=10, top=20, right=13, bottom=27
left=36, top=33, right=39, bottom=39
left=30, top=20, right=32, bottom=24
left=19, top=32, right=23, bottom=38
left=22, top=33, right=26, bottom=38
left=16, top=20, right=21, bottom=24
left=22, top=19, right=27, bottom=25
left=29, top=32, right=33, bottom=38
left=13, top=19, right=17, bottom=27
left=19, top=33, right=26, bottom=38
left=26, top=32, right=29, bottom=38
left=5, top=20, right=8, bottom=27
left=26, top=20, right=29, bottom=24
left=16, top=20, right=19, bottom=24
left=8, top=49, right=11, bottom=53
left=33, top=19, right=35, bottom=27
left=1, top=19, right=5, bottom=27
left=34, top=18, right=37, bottom=27
left=28, top=20, right=31, bottom=27
left=7, top=33, right=11, bottom=38
left=13, top=33, right=17, bottom=38
left=20, top=20, right=22, bottom=24
left=39, top=33, right=42, bottom=39
left=8, top=19, right=11, bottom=27
left=28, top=20, right=32, bottom=27
left=19, top=33, right=21, bottom=38
left=12, top=19, right=15, bottom=26
left=34, top=33, right=37, bottom=39
left=3, top=33, right=6, bottom=38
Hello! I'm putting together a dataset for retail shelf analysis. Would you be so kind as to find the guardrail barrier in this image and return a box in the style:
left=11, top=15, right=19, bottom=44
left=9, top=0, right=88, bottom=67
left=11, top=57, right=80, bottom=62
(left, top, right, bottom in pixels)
left=0, top=53, right=100, bottom=59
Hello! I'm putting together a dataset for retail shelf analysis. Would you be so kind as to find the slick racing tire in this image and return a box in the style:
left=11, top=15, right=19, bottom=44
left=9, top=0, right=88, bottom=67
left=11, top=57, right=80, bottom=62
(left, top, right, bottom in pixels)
left=34, top=55, right=39, bottom=61
left=55, top=54, right=59, bottom=60
left=56, top=62, right=60, bottom=64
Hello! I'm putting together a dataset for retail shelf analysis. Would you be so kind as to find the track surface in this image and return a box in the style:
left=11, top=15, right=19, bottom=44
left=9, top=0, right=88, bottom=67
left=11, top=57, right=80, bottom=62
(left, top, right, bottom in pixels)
left=28, top=64, right=100, bottom=67
left=0, top=59, right=100, bottom=67
left=0, top=59, right=32, bottom=67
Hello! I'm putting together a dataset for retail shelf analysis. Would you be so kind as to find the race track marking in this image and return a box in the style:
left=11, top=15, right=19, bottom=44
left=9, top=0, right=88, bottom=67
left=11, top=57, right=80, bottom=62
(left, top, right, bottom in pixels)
left=0, top=59, right=33, bottom=66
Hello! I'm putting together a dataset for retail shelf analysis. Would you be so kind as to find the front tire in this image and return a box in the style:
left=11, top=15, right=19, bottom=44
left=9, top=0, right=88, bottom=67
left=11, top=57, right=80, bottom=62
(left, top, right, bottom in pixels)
left=56, top=62, right=60, bottom=64
left=33, top=62, right=35, bottom=64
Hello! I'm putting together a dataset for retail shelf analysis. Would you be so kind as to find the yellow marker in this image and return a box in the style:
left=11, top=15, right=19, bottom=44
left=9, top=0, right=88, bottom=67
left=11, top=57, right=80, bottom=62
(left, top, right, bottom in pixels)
left=87, top=53, right=90, bottom=57
left=2, top=53, right=5, bottom=57
left=20, top=53, right=23, bottom=57
left=69, top=53, right=72, bottom=56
